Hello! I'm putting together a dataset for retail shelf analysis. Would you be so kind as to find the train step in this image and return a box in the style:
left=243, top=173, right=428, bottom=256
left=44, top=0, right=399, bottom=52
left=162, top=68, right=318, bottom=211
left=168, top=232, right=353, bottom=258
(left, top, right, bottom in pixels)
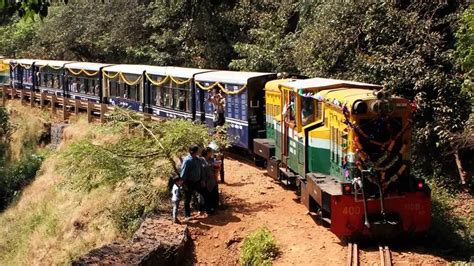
left=279, top=167, right=296, bottom=187
left=279, top=167, right=296, bottom=178
left=321, top=217, right=331, bottom=225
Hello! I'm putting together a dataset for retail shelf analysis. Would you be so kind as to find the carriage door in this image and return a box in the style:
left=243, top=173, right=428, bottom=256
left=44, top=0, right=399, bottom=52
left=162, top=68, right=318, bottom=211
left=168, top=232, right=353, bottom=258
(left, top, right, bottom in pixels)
left=282, top=90, right=296, bottom=165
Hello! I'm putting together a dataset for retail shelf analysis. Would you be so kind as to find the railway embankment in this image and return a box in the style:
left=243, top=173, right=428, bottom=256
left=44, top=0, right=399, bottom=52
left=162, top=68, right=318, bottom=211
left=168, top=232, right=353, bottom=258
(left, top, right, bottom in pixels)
left=0, top=102, right=218, bottom=264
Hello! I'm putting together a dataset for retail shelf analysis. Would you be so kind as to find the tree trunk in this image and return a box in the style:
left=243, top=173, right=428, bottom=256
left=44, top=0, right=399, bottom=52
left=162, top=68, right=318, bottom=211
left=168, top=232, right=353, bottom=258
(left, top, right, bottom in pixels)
left=454, top=150, right=467, bottom=185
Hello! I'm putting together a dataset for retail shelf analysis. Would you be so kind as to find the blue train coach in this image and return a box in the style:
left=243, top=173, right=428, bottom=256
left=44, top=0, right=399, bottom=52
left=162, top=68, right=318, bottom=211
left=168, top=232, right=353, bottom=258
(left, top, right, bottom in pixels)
left=194, top=71, right=276, bottom=150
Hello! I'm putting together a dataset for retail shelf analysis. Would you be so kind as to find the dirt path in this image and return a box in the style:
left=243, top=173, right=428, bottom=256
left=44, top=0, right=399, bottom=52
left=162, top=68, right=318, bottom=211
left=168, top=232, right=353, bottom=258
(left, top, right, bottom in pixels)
left=188, top=157, right=449, bottom=265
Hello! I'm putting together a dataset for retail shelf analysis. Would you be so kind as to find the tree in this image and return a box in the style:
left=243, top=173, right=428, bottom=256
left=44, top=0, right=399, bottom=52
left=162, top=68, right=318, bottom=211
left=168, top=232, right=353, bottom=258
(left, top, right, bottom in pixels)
left=229, top=1, right=299, bottom=73
left=293, top=1, right=471, bottom=181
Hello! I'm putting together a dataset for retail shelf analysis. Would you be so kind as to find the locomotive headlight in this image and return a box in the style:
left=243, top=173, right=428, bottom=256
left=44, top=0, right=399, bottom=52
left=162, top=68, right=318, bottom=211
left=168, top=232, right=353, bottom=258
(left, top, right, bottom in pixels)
left=372, top=100, right=394, bottom=114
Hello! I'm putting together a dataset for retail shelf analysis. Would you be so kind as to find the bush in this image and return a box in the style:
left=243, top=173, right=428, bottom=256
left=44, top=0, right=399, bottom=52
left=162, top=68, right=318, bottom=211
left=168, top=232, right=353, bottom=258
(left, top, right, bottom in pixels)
left=240, top=227, right=279, bottom=266
left=0, top=153, right=43, bottom=210
left=428, top=181, right=473, bottom=259
left=109, top=200, right=146, bottom=238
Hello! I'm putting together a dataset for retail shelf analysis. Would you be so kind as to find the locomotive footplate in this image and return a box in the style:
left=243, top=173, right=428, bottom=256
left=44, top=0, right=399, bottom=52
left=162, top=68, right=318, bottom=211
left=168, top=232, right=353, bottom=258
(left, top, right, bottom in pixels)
left=253, top=138, right=275, bottom=160
left=305, top=173, right=342, bottom=214
left=368, top=213, right=402, bottom=239
left=267, top=157, right=280, bottom=180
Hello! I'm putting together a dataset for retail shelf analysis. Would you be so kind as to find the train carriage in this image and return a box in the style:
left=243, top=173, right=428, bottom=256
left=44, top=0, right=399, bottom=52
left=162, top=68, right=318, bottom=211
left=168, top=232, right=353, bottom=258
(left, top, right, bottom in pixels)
left=194, top=71, right=276, bottom=150
left=143, top=66, right=211, bottom=120
left=10, top=59, right=36, bottom=90
left=35, top=60, right=73, bottom=96
left=65, top=62, right=111, bottom=103
left=102, top=65, right=146, bottom=112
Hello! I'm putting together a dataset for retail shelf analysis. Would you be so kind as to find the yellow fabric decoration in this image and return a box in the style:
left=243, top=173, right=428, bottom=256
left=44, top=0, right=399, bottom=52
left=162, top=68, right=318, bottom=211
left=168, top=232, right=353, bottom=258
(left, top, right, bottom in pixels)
left=145, top=72, right=169, bottom=86
left=19, top=64, right=33, bottom=70
left=102, top=70, right=120, bottom=79
left=119, top=72, right=142, bottom=86
left=144, top=73, right=192, bottom=86
left=195, top=81, right=247, bottom=95
left=38, top=64, right=63, bottom=70
left=169, top=76, right=192, bottom=85
left=68, top=68, right=100, bottom=77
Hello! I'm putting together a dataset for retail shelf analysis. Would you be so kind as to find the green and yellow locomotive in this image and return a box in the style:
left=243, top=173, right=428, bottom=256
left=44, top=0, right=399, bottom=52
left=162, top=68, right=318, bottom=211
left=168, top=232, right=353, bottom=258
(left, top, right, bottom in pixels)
left=255, top=78, right=431, bottom=239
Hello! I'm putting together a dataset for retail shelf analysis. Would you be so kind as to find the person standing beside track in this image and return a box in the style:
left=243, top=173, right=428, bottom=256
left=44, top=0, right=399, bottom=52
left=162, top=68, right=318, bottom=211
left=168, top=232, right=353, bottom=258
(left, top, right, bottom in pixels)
left=180, top=144, right=203, bottom=221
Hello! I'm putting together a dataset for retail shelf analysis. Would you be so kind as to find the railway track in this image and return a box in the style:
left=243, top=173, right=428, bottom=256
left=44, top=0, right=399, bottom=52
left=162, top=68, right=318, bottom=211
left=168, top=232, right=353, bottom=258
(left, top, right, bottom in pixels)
left=347, top=242, right=358, bottom=266
left=379, top=245, right=392, bottom=266
left=347, top=243, right=392, bottom=266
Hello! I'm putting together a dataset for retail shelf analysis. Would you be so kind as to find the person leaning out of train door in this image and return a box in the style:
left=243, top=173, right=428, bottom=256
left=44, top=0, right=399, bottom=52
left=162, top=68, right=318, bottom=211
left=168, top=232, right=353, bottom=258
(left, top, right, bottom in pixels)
left=180, top=144, right=203, bottom=222
left=209, top=88, right=226, bottom=127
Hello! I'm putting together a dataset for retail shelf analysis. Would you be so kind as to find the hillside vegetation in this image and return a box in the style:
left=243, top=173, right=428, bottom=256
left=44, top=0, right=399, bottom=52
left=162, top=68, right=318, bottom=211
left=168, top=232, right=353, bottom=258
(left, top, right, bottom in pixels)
left=0, top=107, right=222, bottom=264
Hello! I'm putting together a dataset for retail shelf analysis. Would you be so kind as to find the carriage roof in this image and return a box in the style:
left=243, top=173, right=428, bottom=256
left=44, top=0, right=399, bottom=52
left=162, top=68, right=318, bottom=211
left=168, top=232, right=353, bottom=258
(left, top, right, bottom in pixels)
left=66, top=62, right=111, bottom=71
left=165, top=67, right=212, bottom=78
left=102, top=64, right=150, bottom=75
left=12, top=59, right=36, bottom=66
left=35, top=60, right=74, bottom=68
left=194, top=71, right=274, bottom=85
left=265, top=78, right=299, bottom=92
left=280, top=77, right=382, bottom=91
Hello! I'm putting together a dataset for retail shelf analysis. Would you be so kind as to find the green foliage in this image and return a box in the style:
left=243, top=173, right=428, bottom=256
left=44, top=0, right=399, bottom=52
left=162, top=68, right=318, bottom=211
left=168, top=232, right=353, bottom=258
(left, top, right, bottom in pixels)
left=0, top=0, right=52, bottom=20
left=0, top=153, right=43, bottom=210
left=0, top=17, right=37, bottom=57
left=0, top=107, right=12, bottom=165
left=60, top=109, right=230, bottom=235
left=230, top=2, right=298, bottom=73
left=428, top=181, right=473, bottom=258
left=109, top=185, right=169, bottom=237
left=456, top=5, right=474, bottom=102
left=240, top=227, right=279, bottom=266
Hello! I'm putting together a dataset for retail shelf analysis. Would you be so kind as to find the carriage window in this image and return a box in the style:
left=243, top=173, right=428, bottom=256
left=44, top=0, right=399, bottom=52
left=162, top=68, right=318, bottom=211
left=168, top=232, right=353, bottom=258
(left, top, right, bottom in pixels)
left=163, top=85, right=173, bottom=108
left=301, top=97, right=315, bottom=126
left=152, top=85, right=163, bottom=106
left=316, top=101, right=322, bottom=120
left=285, top=91, right=296, bottom=124
left=69, top=77, right=79, bottom=93
left=173, top=83, right=189, bottom=112
left=109, top=80, right=141, bottom=101
left=23, top=69, right=33, bottom=84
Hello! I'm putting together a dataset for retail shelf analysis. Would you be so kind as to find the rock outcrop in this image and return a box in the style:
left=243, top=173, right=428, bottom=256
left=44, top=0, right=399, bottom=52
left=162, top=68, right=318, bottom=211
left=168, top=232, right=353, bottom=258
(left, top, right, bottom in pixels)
left=73, top=215, right=191, bottom=265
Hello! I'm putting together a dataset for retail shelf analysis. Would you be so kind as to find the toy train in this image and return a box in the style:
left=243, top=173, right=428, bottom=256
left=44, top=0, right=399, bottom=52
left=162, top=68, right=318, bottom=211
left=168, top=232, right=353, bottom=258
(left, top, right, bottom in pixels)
left=0, top=58, right=431, bottom=239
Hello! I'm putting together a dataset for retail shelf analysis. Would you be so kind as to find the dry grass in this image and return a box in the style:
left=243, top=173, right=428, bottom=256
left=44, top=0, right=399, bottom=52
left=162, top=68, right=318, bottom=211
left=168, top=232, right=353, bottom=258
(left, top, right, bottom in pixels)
left=0, top=157, right=123, bottom=265
left=0, top=113, right=126, bottom=265
left=5, top=101, right=50, bottom=161
left=0, top=103, right=173, bottom=265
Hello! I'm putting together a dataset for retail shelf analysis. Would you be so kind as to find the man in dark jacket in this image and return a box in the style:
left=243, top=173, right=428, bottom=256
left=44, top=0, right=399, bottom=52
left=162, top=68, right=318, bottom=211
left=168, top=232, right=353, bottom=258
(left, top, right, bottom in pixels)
left=200, top=147, right=219, bottom=214
left=180, top=144, right=202, bottom=221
